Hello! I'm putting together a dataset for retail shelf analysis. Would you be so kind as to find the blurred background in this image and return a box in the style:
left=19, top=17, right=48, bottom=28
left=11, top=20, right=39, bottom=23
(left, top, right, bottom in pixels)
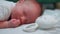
left=7, top=0, right=60, bottom=10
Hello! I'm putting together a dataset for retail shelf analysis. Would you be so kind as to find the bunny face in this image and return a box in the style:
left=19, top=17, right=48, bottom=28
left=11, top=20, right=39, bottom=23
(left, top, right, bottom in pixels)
left=35, top=15, right=58, bottom=29
left=35, top=9, right=60, bottom=29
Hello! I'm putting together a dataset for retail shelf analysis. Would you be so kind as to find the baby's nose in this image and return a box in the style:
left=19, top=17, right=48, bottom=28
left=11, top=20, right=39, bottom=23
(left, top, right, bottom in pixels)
left=20, top=16, right=27, bottom=24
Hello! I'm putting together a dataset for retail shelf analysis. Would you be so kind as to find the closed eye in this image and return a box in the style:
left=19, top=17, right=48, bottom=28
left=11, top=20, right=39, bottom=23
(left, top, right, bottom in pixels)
left=23, top=10, right=27, bottom=16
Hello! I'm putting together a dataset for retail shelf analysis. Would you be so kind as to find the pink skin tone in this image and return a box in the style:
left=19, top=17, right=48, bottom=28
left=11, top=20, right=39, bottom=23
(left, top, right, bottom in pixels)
left=0, top=19, right=20, bottom=28
left=0, top=0, right=41, bottom=28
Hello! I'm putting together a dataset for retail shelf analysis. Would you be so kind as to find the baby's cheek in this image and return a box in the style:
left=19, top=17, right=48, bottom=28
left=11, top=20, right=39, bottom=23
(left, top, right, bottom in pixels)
left=11, top=12, right=21, bottom=22
left=11, top=12, right=27, bottom=25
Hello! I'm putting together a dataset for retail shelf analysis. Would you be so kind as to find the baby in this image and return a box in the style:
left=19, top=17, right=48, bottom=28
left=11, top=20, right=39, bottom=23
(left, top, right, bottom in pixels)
left=0, top=0, right=41, bottom=28
left=23, top=9, right=60, bottom=32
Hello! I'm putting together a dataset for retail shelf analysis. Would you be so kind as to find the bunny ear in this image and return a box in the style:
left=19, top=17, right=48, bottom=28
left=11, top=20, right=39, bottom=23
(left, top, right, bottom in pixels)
left=23, top=23, right=38, bottom=32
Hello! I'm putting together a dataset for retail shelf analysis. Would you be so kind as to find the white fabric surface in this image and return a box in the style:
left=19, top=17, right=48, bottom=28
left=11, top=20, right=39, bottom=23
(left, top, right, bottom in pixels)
left=0, top=25, right=57, bottom=34
left=0, top=1, right=15, bottom=21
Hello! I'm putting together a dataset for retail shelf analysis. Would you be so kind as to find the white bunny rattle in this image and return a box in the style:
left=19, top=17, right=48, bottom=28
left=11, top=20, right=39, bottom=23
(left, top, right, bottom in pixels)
left=23, top=9, right=60, bottom=32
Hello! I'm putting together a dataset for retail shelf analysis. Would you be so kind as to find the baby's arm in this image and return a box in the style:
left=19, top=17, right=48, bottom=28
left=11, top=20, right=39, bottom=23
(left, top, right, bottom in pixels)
left=0, top=19, right=20, bottom=29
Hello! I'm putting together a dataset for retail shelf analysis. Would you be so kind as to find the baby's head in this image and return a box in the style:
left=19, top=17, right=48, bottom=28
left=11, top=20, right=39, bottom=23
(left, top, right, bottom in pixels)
left=11, top=0, right=41, bottom=24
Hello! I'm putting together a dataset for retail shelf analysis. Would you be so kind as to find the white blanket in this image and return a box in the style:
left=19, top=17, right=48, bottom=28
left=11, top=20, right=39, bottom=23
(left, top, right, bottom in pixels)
left=0, top=25, right=57, bottom=34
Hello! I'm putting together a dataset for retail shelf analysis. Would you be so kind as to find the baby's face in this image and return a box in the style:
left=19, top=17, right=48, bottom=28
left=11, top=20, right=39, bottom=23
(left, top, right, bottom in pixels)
left=11, top=8, right=40, bottom=24
left=11, top=0, right=41, bottom=25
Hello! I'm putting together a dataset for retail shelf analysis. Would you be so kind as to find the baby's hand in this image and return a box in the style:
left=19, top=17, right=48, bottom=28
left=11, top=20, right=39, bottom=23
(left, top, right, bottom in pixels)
left=8, top=19, right=21, bottom=28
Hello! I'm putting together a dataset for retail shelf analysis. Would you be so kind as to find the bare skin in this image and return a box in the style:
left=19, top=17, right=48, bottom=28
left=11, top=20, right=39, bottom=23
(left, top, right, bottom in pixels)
left=0, top=19, right=20, bottom=29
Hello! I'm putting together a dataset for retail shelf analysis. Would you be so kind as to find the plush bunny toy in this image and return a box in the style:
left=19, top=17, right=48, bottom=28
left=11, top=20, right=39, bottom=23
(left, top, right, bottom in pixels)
left=23, top=9, right=60, bottom=32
